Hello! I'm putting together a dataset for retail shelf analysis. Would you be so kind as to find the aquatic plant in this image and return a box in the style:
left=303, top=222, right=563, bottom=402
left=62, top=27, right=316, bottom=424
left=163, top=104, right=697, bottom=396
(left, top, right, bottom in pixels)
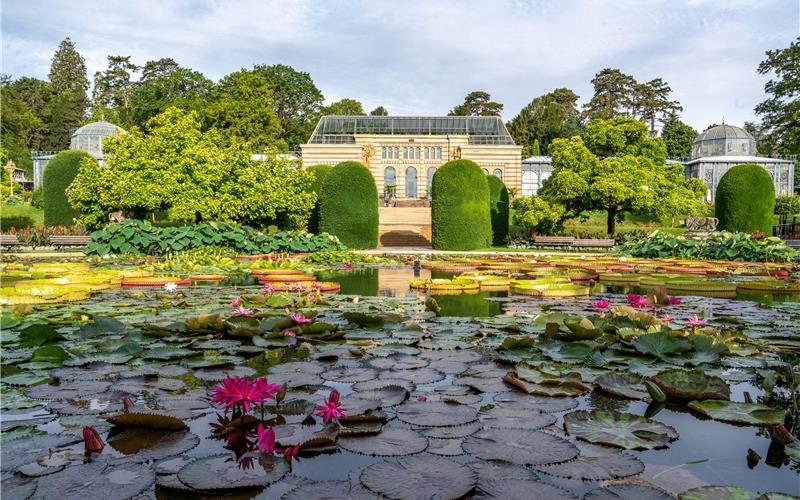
left=210, top=376, right=280, bottom=414
left=315, top=389, right=346, bottom=423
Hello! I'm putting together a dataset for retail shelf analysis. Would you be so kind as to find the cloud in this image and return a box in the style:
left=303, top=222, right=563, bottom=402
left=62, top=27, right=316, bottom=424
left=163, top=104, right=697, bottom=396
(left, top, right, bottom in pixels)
left=2, top=0, right=797, bottom=130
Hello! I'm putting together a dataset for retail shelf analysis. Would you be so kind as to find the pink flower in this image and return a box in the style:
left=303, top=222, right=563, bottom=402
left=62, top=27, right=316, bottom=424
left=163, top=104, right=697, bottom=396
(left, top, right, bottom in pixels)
left=627, top=294, right=648, bottom=309
left=231, top=306, right=254, bottom=317
left=660, top=314, right=673, bottom=324
left=667, top=296, right=681, bottom=305
left=83, top=426, right=104, bottom=453
left=122, top=396, right=134, bottom=412
left=417, top=395, right=428, bottom=402
left=291, top=282, right=306, bottom=292
left=312, top=282, right=323, bottom=291
left=257, top=424, right=276, bottom=454
left=686, top=315, right=707, bottom=328
left=592, top=299, right=610, bottom=311
left=261, top=284, right=276, bottom=296
left=289, top=312, right=312, bottom=325
left=283, top=329, right=297, bottom=337
left=315, top=389, right=346, bottom=423
left=344, top=262, right=353, bottom=270
left=210, top=376, right=279, bottom=414
left=229, top=296, right=241, bottom=307
left=282, top=443, right=301, bottom=462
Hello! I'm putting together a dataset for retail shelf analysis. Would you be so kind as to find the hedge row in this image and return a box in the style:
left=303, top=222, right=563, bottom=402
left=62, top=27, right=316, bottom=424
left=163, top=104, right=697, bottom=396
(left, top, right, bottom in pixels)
left=319, top=161, right=378, bottom=249
left=44, top=150, right=94, bottom=227
left=431, top=159, right=492, bottom=250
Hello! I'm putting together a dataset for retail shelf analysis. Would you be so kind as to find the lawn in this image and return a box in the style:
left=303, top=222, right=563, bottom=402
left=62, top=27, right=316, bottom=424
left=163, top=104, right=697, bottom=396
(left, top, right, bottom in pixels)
left=1, top=202, right=44, bottom=228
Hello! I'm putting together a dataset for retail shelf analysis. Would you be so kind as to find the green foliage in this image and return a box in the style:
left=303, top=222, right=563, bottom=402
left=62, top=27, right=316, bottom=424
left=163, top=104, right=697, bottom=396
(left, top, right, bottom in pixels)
left=85, top=219, right=345, bottom=256
left=511, top=196, right=565, bottom=235
left=129, top=67, right=212, bottom=128
left=369, top=106, right=389, bottom=116
left=43, top=150, right=94, bottom=227
left=256, top=64, right=324, bottom=147
left=321, top=98, right=365, bottom=116
left=487, top=175, right=509, bottom=245
left=775, top=195, right=800, bottom=216
left=30, top=188, right=43, bottom=209
left=507, top=88, right=581, bottom=156
left=319, top=161, right=378, bottom=249
left=715, top=164, right=775, bottom=234
left=0, top=216, right=34, bottom=231
left=617, top=230, right=798, bottom=263
left=431, top=159, right=492, bottom=250
left=92, top=55, right=139, bottom=126
left=305, top=164, right=332, bottom=233
left=755, top=37, right=800, bottom=156
left=661, top=116, right=698, bottom=158
left=448, top=91, right=503, bottom=117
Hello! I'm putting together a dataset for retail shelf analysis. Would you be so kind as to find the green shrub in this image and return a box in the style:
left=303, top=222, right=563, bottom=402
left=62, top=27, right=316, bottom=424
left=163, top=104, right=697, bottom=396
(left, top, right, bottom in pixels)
left=0, top=216, right=34, bottom=231
left=319, top=161, right=378, bottom=249
left=30, top=189, right=44, bottom=209
left=715, top=164, right=775, bottom=234
left=775, top=195, right=800, bottom=217
left=431, top=160, right=491, bottom=250
left=487, top=175, right=509, bottom=246
left=305, top=164, right=332, bottom=234
left=44, top=150, right=95, bottom=227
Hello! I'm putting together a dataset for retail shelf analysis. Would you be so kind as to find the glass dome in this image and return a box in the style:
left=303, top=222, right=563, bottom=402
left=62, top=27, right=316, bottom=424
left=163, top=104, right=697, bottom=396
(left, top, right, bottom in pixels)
left=690, top=124, right=755, bottom=159
left=69, top=121, right=125, bottom=159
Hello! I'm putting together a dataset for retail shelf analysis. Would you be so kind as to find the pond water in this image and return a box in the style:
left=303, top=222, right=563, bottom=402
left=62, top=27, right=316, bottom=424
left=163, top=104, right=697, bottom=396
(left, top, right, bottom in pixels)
left=1, top=261, right=798, bottom=498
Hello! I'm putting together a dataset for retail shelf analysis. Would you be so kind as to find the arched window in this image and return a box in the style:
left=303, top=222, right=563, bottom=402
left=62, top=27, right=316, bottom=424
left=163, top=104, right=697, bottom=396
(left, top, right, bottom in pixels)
left=482, top=168, right=489, bottom=175
left=405, top=167, right=418, bottom=198
left=436, top=147, right=442, bottom=159
left=394, top=147, right=399, bottom=159
left=416, top=147, right=421, bottom=159
left=381, top=147, right=386, bottom=159
left=522, top=171, right=539, bottom=196
left=384, top=167, right=396, bottom=194
left=426, top=167, right=436, bottom=197
left=493, top=168, right=503, bottom=180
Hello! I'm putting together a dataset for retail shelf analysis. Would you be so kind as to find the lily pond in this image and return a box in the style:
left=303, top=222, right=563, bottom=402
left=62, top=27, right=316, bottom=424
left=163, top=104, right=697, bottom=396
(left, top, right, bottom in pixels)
left=1, top=255, right=799, bottom=499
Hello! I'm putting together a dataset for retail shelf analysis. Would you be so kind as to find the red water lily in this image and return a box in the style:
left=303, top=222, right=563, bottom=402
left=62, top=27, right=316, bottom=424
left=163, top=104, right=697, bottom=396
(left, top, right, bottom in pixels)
left=592, top=299, right=610, bottom=310
left=627, top=294, right=648, bottom=309
left=686, top=315, right=708, bottom=328
left=315, top=389, right=346, bottom=423
left=257, top=424, right=276, bottom=454
left=289, top=312, right=312, bottom=325
left=122, top=396, right=134, bottom=412
left=282, top=443, right=301, bottom=462
left=261, top=284, right=276, bottom=296
left=210, top=376, right=280, bottom=414
left=83, top=426, right=104, bottom=453
left=283, top=329, right=297, bottom=337
left=667, top=296, right=681, bottom=305
left=417, top=395, right=428, bottom=402
left=229, top=296, right=242, bottom=307
left=291, top=282, right=306, bottom=292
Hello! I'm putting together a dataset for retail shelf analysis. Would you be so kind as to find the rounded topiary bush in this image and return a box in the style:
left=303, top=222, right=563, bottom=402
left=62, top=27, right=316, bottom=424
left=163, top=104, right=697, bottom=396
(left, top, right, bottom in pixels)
left=715, top=163, right=775, bottom=234
left=431, top=159, right=492, bottom=250
left=319, top=161, right=378, bottom=249
left=487, top=175, right=509, bottom=246
left=305, top=164, right=332, bottom=234
left=44, top=150, right=95, bottom=227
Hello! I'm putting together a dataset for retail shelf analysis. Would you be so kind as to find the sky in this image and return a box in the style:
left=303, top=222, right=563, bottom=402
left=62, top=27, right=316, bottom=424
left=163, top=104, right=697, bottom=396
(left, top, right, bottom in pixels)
left=2, top=0, right=798, bottom=131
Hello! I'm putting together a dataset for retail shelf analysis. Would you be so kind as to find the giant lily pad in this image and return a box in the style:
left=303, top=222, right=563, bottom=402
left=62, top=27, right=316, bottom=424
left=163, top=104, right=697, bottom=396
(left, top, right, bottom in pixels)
left=563, top=410, right=678, bottom=450
left=475, top=479, right=578, bottom=499
left=282, top=480, right=379, bottom=500
left=359, top=456, right=477, bottom=500
left=651, top=369, right=730, bottom=401
left=594, top=372, right=649, bottom=400
left=493, top=392, right=578, bottom=413
left=396, top=401, right=478, bottom=427
left=535, top=442, right=644, bottom=481
left=678, top=486, right=753, bottom=500
left=479, top=407, right=556, bottom=430
left=462, top=428, right=579, bottom=465
left=177, top=454, right=289, bottom=490
left=584, top=484, right=673, bottom=500
left=108, top=429, right=200, bottom=463
left=687, top=400, right=785, bottom=426
left=633, top=332, right=682, bottom=359
left=107, top=412, right=188, bottom=430
left=32, top=460, right=156, bottom=499
left=339, top=428, right=428, bottom=456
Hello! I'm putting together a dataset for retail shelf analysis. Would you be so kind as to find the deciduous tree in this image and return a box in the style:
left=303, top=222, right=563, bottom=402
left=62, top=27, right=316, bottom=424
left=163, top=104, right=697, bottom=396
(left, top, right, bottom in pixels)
left=583, top=68, right=636, bottom=120
left=321, top=98, right=366, bottom=116
left=661, top=115, right=697, bottom=158
left=256, top=64, right=324, bottom=147
left=755, top=37, right=799, bottom=156
left=449, top=91, right=503, bottom=117
left=507, top=88, right=581, bottom=155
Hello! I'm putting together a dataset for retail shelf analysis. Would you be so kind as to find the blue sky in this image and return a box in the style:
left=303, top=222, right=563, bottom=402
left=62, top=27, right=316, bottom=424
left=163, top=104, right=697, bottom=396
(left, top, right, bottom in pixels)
left=2, top=0, right=798, bottom=131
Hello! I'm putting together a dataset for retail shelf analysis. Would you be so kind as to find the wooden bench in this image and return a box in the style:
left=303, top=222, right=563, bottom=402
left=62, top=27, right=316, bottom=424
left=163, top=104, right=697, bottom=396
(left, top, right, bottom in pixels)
left=532, top=236, right=575, bottom=248
left=50, top=235, right=91, bottom=249
left=571, top=238, right=615, bottom=249
left=0, top=234, right=21, bottom=249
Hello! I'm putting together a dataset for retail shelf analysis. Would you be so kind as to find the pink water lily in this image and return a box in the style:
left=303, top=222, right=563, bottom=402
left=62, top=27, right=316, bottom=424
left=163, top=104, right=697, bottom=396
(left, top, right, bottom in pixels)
left=83, top=426, right=104, bottom=453
left=231, top=306, right=254, bottom=317
left=210, top=376, right=279, bottom=414
left=282, top=443, right=301, bottom=462
left=344, top=262, right=353, bottom=270
left=592, top=299, right=610, bottom=311
left=417, top=395, right=428, bottom=402
left=122, top=396, right=134, bottom=412
left=261, top=284, right=276, bottom=296
left=667, top=296, right=681, bottom=305
left=289, top=312, right=312, bottom=325
left=660, top=314, right=673, bottom=324
left=229, top=296, right=241, bottom=307
left=257, top=424, right=276, bottom=454
left=315, top=389, right=346, bottom=423
left=291, top=282, right=306, bottom=292
left=627, top=293, right=648, bottom=309
left=283, top=329, right=297, bottom=337
left=686, top=315, right=708, bottom=328
left=312, top=282, right=323, bottom=291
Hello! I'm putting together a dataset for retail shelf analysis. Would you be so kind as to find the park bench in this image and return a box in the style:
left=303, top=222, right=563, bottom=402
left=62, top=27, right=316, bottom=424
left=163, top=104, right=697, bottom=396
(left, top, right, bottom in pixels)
left=0, top=234, right=21, bottom=249
left=50, top=235, right=91, bottom=249
left=532, top=236, right=575, bottom=248
left=571, top=238, right=615, bottom=249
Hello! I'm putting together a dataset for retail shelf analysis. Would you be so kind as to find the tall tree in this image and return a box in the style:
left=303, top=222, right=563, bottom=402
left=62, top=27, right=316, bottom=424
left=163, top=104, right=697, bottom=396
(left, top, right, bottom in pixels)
left=129, top=67, right=212, bottom=129
left=321, top=98, right=365, bottom=116
left=661, top=115, right=697, bottom=158
left=0, top=76, right=47, bottom=172
left=583, top=68, right=637, bottom=120
left=449, top=91, right=503, bottom=116
left=140, top=58, right=179, bottom=83
left=46, top=37, right=89, bottom=148
left=256, top=64, right=324, bottom=147
left=507, top=88, right=582, bottom=156
left=370, top=106, right=389, bottom=116
left=48, top=38, right=89, bottom=96
left=634, top=78, right=682, bottom=135
left=755, top=37, right=800, bottom=156
left=92, top=55, right=139, bottom=125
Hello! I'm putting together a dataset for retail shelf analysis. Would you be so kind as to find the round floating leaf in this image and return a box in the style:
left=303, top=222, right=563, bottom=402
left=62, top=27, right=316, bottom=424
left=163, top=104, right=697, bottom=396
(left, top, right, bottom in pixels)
left=563, top=410, right=678, bottom=450
left=633, top=332, right=681, bottom=359
left=380, top=368, right=445, bottom=384
left=396, top=401, right=478, bottom=427
left=109, top=429, right=199, bottom=463
left=594, top=373, right=649, bottom=400
left=585, top=484, right=674, bottom=500
left=339, top=428, right=428, bottom=456
left=678, top=486, right=754, bottom=500
left=420, top=421, right=483, bottom=439
left=651, top=369, right=730, bottom=401
left=27, top=380, right=111, bottom=400
left=353, top=385, right=409, bottom=406
left=270, top=361, right=325, bottom=375
left=1, top=434, right=80, bottom=471
left=535, top=442, right=644, bottom=481
left=462, top=428, right=579, bottom=465
left=687, top=400, right=785, bottom=426
left=2, top=475, right=37, bottom=499
left=360, top=456, right=477, bottom=500
left=32, top=460, right=156, bottom=499
left=267, top=372, right=323, bottom=388
left=177, top=454, right=289, bottom=490
left=321, top=366, right=377, bottom=383
left=468, top=460, right=540, bottom=481
left=475, top=478, right=578, bottom=499
left=352, top=378, right=414, bottom=393
left=194, top=365, right=256, bottom=382
left=427, top=438, right=465, bottom=456
left=282, top=480, right=380, bottom=500
left=479, top=407, right=556, bottom=430
left=493, top=392, right=578, bottom=413
left=142, top=346, right=195, bottom=360
left=369, top=356, right=428, bottom=370
left=107, top=412, right=187, bottom=430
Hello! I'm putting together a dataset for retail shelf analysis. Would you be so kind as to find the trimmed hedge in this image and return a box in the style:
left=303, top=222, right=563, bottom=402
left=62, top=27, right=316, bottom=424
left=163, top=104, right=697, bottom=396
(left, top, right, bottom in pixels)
left=0, top=216, right=34, bottom=232
left=306, top=164, right=332, bottom=234
left=430, top=159, right=492, bottom=250
left=43, top=150, right=95, bottom=227
left=715, top=163, right=775, bottom=234
left=487, top=175, right=509, bottom=246
left=319, top=161, right=379, bottom=249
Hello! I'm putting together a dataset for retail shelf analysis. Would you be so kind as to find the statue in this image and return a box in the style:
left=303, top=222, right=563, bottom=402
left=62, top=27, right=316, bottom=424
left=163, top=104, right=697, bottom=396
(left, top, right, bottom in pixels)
left=684, top=216, right=719, bottom=234
left=361, top=144, right=377, bottom=164
left=452, top=146, right=461, bottom=160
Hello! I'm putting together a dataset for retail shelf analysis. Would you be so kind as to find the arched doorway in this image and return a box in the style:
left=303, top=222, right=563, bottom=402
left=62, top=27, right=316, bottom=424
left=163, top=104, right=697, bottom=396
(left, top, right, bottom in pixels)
left=405, top=167, right=418, bottom=198
left=384, top=166, right=396, bottom=195
left=426, top=167, right=436, bottom=198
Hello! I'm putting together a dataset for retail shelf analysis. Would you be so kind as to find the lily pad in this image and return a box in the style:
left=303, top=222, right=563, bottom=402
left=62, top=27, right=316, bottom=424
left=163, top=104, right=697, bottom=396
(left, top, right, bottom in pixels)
left=678, top=486, right=754, bottom=500
left=107, top=412, right=188, bottom=430
left=687, top=400, right=785, bottom=426
left=594, top=372, right=649, bottom=400
left=396, top=401, right=478, bottom=427
left=108, top=429, right=200, bottom=462
left=360, top=456, right=477, bottom=500
left=563, top=410, right=678, bottom=450
left=32, top=460, right=155, bottom=499
left=462, top=428, right=579, bottom=465
left=535, top=442, right=644, bottom=481
left=584, top=484, right=673, bottom=500
left=321, top=366, right=377, bottom=383
left=282, top=480, right=380, bottom=500
left=651, top=369, right=730, bottom=400
left=339, top=428, right=428, bottom=456
left=420, top=421, right=483, bottom=439
left=379, top=368, right=445, bottom=384
left=475, top=479, right=578, bottom=499
left=493, top=392, right=578, bottom=413
left=479, top=407, right=556, bottom=430
left=177, top=454, right=289, bottom=490
left=352, top=385, right=409, bottom=406
left=633, top=332, right=681, bottom=359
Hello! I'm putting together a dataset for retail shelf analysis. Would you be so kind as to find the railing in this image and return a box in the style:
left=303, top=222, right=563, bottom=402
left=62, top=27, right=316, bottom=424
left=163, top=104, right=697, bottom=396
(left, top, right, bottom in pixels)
left=774, top=217, right=799, bottom=240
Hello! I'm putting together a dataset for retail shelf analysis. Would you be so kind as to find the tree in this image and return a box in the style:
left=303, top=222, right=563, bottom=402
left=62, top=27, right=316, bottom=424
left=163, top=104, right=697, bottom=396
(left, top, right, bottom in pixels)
left=531, top=139, right=541, bottom=156
left=140, top=58, right=179, bottom=83
left=0, top=76, right=51, bottom=168
left=511, top=196, right=564, bottom=235
left=539, top=117, right=706, bottom=235
left=48, top=38, right=89, bottom=96
left=449, top=91, right=503, bottom=116
left=661, top=115, right=697, bottom=158
left=634, top=78, right=682, bottom=135
left=204, top=69, right=284, bottom=150
left=487, top=175, right=509, bottom=246
left=507, top=88, right=582, bottom=155
left=755, top=37, right=800, bottom=156
left=257, top=64, right=324, bottom=147
left=370, top=106, right=389, bottom=116
left=321, top=98, right=365, bottom=116
left=46, top=38, right=89, bottom=149
left=92, top=55, right=139, bottom=125
left=129, top=67, right=212, bottom=129
left=583, top=68, right=636, bottom=120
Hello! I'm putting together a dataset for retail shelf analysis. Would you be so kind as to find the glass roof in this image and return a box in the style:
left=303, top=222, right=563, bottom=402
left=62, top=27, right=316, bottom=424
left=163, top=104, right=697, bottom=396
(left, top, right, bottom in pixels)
left=308, top=116, right=516, bottom=145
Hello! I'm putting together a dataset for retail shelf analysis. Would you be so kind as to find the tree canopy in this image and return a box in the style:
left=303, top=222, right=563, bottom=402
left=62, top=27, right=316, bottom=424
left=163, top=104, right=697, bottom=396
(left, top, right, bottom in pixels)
left=256, top=64, right=324, bottom=147
left=321, top=98, right=366, bottom=116
left=507, top=88, right=582, bottom=156
left=754, top=37, right=799, bottom=156
left=449, top=91, right=503, bottom=117
left=661, top=116, right=698, bottom=158
left=370, top=106, right=389, bottom=116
